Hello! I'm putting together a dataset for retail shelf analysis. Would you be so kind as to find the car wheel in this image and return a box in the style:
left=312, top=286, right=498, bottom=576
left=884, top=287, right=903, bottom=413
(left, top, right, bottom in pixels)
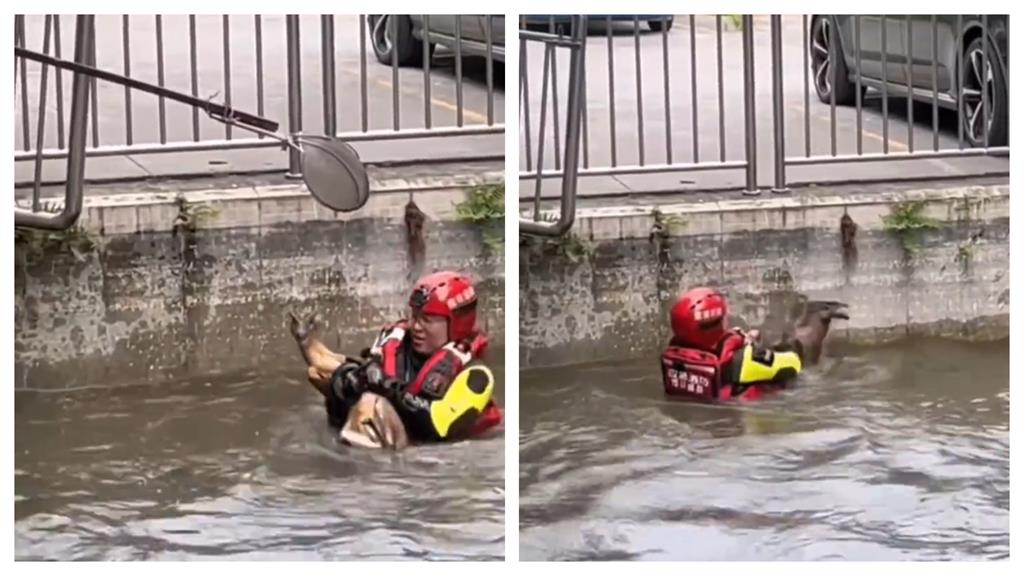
left=960, top=37, right=1008, bottom=147
left=648, top=17, right=673, bottom=32
left=367, top=15, right=424, bottom=67
left=809, top=17, right=856, bottom=105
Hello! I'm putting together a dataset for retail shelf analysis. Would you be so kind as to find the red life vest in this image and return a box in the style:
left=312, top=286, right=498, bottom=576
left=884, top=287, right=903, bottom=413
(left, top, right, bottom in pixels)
left=660, top=329, right=767, bottom=402
left=373, top=321, right=502, bottom=437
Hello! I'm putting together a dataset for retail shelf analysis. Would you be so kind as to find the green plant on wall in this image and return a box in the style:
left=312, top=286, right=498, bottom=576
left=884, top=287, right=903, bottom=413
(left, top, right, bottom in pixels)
left=650, top=208, right=687, bottom=242
left=14, top=201, right=98, bottom=262
left=15, top=225, right=97, bottom=262
left=454, top=182, right=504, bottom=254
left=882, top=201, right=940, bottom=260
left=172, top=194, right=220, bottom=236
left=726, top=15, right=744, bottom=30
left=520, top=212, right=595, bottom=264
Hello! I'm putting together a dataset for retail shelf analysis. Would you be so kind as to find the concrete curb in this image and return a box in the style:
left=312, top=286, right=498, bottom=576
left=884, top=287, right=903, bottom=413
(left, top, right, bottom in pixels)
left=22, top=170, right=506, bottom=236
left=537, top=184, right=1009, bottom=241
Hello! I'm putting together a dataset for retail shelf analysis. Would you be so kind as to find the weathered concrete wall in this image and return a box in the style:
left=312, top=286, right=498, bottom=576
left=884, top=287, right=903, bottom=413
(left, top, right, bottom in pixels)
left=15, top=176, right=504, bottom=390
left=520, top=183, right=1008, bottom=368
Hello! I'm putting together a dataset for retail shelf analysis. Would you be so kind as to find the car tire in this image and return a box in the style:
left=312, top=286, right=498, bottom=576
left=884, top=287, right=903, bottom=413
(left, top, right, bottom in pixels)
left=648, top=17, right=673, bottom=32
left=961, top=37, right=1008, bottom=147
left=809, top=17, right=856, bottom=106
left=367, top=15, right=425, bottom=67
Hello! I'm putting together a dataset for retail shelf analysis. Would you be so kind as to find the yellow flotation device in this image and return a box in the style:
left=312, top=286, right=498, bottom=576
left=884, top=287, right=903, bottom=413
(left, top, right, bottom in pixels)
left=734, top=344, right=802, bottom=385
left=429, top=364, right=495, bottom=439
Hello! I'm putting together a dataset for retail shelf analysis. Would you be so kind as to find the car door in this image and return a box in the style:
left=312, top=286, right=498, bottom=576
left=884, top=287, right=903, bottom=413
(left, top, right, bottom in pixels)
left=424, top=14, right=456, bottom=44
left=475, top=14, right=502, bottom=49
left=863, top=15, right=908, bottom=87
left=455, top=14, right=483, bottom=45
left=839, top=16, right=881, bottom=82
left=908, top=16, right=957, bottom=96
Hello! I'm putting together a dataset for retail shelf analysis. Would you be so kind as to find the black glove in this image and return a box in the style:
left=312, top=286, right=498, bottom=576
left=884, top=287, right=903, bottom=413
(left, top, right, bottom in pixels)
left=353, top=359, right=402, bottom=398
left=329, top=360, right=367, bottom=402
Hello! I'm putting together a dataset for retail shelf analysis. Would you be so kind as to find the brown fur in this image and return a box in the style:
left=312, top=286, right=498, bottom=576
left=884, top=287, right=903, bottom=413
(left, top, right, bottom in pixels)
left=340, top=392, right=410, bottom=450
left=785, top=300, right=849, bottom=365
left=288, top=311, right=410, bottom=450
left=405, top=197, right=426, bottom=276
left=840, top=213, right=859, bottom=271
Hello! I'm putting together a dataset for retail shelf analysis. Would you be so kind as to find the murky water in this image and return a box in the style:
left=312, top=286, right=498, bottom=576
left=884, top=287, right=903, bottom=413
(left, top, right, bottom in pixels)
left=520, top=339, right=1008, bottom=561
left=15, top=354, right=505, bottom=560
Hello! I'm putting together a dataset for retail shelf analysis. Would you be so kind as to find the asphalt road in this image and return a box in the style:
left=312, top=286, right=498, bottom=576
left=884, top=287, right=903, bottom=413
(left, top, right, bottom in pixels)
left=519, top=15, right=1008, bottom=199
left=15, top=15, right=504, bottom=183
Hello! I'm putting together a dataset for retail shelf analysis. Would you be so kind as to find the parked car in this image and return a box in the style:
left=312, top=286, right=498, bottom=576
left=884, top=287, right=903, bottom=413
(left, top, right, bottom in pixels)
left=521, top=14, right=674, bottom=34
left=809, top=15, right=1008, bottom=147
left=367, top=15, right=504, bottom=67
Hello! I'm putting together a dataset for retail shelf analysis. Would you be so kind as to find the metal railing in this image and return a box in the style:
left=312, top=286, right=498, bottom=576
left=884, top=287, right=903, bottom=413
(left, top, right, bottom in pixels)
left=519, top=16, right=587, bottom=236
left=15, top=14, right=504, bottom=179
left=782, top=14, right=1009, bottom=178
left=519, top=14, right=1009, bottom=233
left=14, top=15, right=93, bottom=230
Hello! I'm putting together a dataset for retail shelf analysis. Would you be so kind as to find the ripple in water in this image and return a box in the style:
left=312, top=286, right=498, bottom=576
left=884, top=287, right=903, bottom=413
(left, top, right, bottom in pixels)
left=520, top=338, right=1009, bottom=560
left=16, top=360, right=505, bottom=561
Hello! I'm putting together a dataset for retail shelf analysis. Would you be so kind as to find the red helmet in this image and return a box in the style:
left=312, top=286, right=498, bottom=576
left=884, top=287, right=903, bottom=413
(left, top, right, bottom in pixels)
left=409, top=271, right=478, bottom=342
left=670, top=287, right=729, bottom=350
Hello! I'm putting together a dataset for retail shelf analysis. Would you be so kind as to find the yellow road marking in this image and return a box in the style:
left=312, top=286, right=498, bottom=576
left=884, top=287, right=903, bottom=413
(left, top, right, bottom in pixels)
left=340, top=67, right=490, bottom=125
left=787, top=103, right=908, bottom=152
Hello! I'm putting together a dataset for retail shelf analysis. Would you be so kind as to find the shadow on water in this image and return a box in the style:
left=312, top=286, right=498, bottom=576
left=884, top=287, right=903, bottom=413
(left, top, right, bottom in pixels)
left=520, top=338, right=1008, bottom=561
left=15, top=354, right=505, bottom=560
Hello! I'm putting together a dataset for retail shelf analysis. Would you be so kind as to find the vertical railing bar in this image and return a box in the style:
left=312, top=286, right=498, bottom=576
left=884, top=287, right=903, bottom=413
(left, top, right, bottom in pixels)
left=771, top=15, right=786, bottom=192
left=742, top=15, right=758, bottom=194
left=189, top=15, right=200, bottom=141
left=982, top=14, right=990, bottom=148
left=803, top=15, right=810, bottom=157
left=549, top=16, right=561, bottom=171
left=423, top=15, right=432, bottom=129
left=285, top=15, right=303, bottom=177
left=17, top=15, right=31, bottom=152
left=155, top=15, right=167, bottom=144
left=322, top=15, right=337, bottom=136
left=122, top=15, right=133, bottom=146
left=534, top=43, right=553, bottom=220
left=718, top=14, right=727, bottom=161
left=855, top=16, right=863, bottom=155
left=662, top=15, right=673, bottom=164
left=485, top=14, right=494, bottom=125
left=54, top=15, right=66, bottom=149
left=360, top=15, right=369, bottom=132
left=607, top=16, right=617, bottom=167
left=520, top=17, right=532, bottom=172
left=392, top=15, right=400, bottom=130
left=223, top=15, right=232, bottom=140
left=957, top=14, right=964, bottom=149
left=32, top=14, right=54, bottom=212
left=906, top=15, right=914, bottom=153
left=829, top=17, right=837, bottom=157
left=255, top=15, right=265, bottom=139
left=881, top=15, right=889, bottom=153
left=634, top=15, right=645, bottom=166
left=89, top=26, right=99, bottom=147
left=689, top=14, right=698, bottom=163
left=455, top=15, right=464, bottom=127
left=580, top=17, right=590, bottom=168
left=931, top=15, right=939, bottom=151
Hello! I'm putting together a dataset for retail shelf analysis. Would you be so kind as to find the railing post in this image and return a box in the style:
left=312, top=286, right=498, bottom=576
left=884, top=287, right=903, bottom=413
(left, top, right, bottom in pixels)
left=321, top=15, right=337, bottom=137
left=285, top=15, right=303, bottom=179
left=519, top=15, right=586, bottom=236
left=771, top=15, right=788, bottom=193
left=742, top=15, right=760, bottom=196
left=15, top=15, right=93, bottom=230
